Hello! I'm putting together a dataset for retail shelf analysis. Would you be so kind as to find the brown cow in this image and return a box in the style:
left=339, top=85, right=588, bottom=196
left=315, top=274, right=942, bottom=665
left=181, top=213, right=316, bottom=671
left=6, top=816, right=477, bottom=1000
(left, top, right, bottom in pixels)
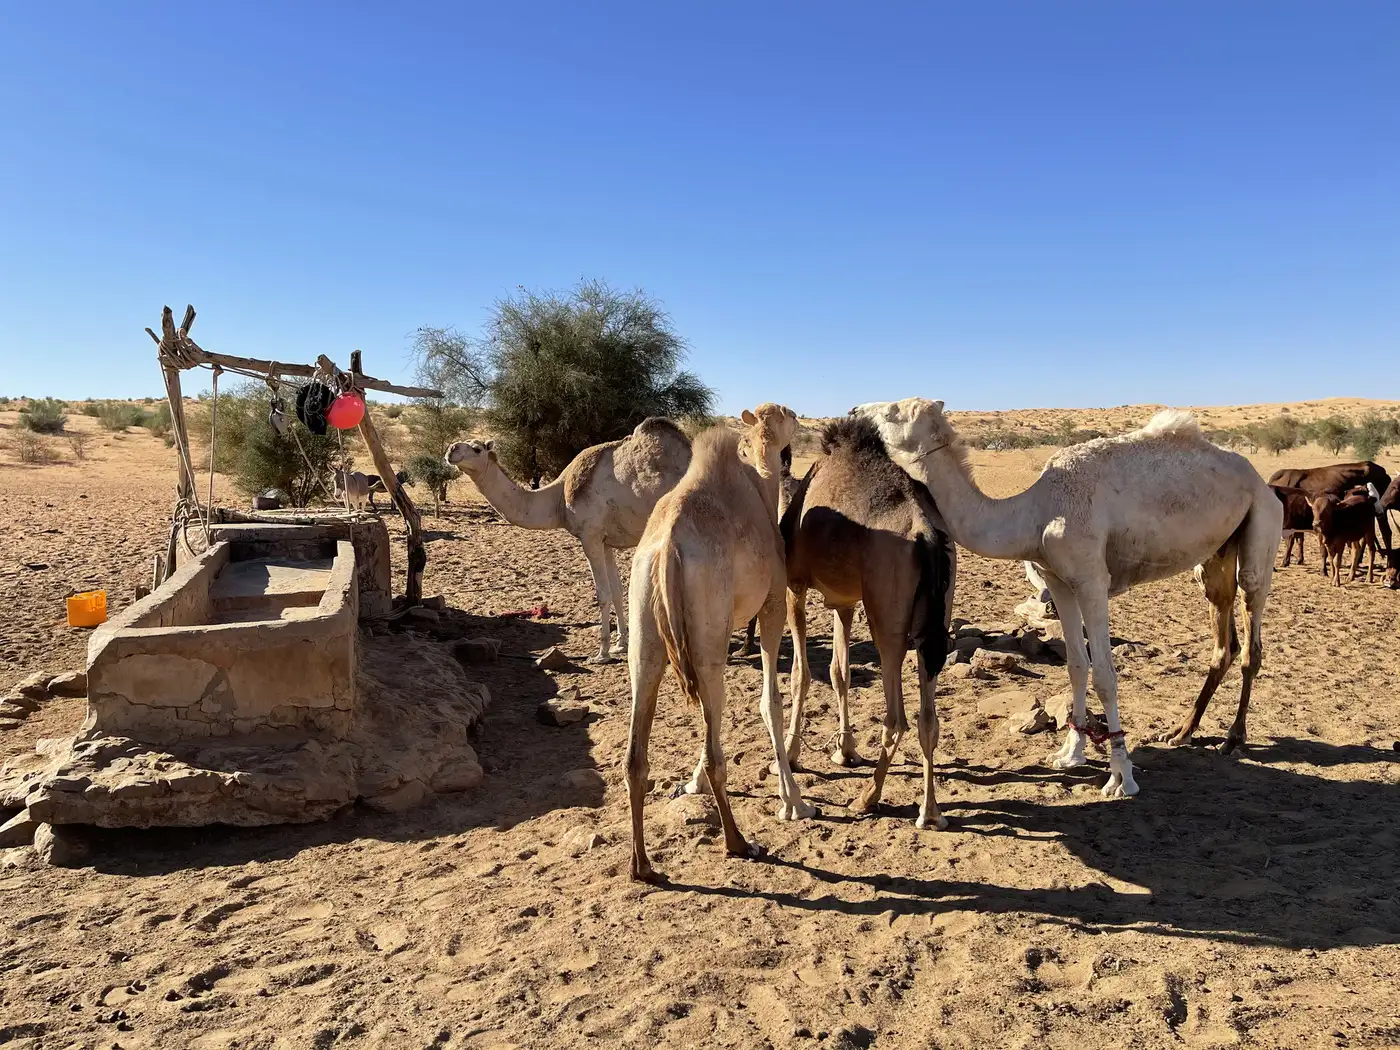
left=1269, top=462, right=1393, bottom=552
left=1269, top=484, right=1315, bottom=567
left=1312, top=490, right=1381, bottom=585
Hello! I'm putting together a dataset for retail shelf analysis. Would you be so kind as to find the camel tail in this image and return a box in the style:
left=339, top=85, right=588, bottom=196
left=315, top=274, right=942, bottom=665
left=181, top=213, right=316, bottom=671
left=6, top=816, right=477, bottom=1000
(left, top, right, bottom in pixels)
left=908, top=531, right=952, bottom=671
left=651, top=543, right=704, bottom=707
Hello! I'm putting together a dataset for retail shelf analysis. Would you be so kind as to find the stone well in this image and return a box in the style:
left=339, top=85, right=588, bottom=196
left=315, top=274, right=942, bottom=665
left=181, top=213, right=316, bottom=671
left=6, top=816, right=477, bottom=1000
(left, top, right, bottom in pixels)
left=86, top=539, right=358, bottom=746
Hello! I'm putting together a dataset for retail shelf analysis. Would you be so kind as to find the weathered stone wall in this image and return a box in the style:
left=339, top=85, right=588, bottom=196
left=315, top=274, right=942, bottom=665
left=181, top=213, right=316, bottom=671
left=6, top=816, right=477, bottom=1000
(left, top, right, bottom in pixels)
left=86, top=542, right=359, bottom=746
left=206, top=514, right=393, bottom=619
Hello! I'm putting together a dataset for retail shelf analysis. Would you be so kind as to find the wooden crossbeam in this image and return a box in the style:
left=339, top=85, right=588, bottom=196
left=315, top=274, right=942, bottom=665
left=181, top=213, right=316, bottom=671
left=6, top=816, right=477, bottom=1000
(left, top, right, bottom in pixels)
left=146, top=305, right=443, bottom=399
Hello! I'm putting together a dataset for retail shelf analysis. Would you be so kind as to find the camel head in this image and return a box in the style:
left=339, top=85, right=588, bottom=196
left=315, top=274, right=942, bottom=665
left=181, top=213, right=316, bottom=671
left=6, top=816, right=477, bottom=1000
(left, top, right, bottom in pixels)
left=740, top=403, right=799, bottom=464
left=849, top=397, right=953, bottom=458
left=445, top=439, right=497, bottom=476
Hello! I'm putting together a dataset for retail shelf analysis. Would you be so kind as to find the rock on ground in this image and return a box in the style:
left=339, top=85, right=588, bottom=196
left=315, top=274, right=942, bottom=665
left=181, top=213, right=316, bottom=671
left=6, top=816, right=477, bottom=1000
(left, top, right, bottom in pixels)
left=32, top=822, right=91, bottom=868
left=45, top=670, right=87, bottom=697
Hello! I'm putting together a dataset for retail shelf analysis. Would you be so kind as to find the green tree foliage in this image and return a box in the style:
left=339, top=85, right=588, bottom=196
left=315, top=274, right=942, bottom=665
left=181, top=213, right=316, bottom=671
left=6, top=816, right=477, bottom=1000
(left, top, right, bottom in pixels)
left=1250, top=414, right=1303, bottom=455
left=19, top=398, right=68, bottom=434
left=407, top=452, right=459, bottom=516
left=189, top=383, right=344, bottom=507
left=1350, top=413, right=1397, bottom=461
left=414, top=280, right=715, bottom=484
left=1312, top=415, right=1353, bottom=455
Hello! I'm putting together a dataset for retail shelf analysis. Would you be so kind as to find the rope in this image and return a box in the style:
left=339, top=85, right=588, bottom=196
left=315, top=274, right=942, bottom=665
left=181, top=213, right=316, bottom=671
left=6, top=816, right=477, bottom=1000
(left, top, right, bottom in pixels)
left=207, top=365, right=221, bottom=510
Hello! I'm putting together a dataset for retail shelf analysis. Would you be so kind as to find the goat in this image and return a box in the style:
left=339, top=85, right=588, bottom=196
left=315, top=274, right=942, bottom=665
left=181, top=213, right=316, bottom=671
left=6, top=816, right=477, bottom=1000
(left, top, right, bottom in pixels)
left=1271, top=461, right=1393, bottom=553
left=1269, top=484, right=1315, bottom=567
left=1311, top=488, right=1380, bottom=585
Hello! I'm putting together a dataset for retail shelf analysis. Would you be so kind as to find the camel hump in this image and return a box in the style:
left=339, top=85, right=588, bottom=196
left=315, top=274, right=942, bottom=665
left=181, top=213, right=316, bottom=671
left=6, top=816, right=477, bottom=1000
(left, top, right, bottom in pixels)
left=1139, top=409, right=1200, bottom=439
left=634, top=416, right=688, bottom=443
left=820, top=415, right=887, bottom=458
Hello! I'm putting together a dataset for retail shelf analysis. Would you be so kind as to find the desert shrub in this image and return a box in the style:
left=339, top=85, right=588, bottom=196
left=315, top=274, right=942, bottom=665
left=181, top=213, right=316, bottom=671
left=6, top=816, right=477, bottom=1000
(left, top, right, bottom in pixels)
left=412, top=280, right=714, bottom=485
left=1309, top=415, right=1352, bottom=455
left=67, top=432, right=90, bottom=460
left=81, top=402, right=102, bottom=417
left=6, top=430, right=59, bottom=464
left=0, top=396, right=10, bottom=405
left=19, top=397, right=68, bottom=434
left=382, top=403, right=405, bottom=419
left=407, top=452, right=458, bottom=515
left=969, top=429, right=1035, bottom=451
left=189, top=383, right=343, bottom=506
left=1250, top=415, right=1302, bottom=455
left=1350, top=413, right=1397, bottom=461
left=141, top=401, right=172, bottom=438
left=404, top=400, right=473, bottom=459
left=96, top=402, right=151, bottom=431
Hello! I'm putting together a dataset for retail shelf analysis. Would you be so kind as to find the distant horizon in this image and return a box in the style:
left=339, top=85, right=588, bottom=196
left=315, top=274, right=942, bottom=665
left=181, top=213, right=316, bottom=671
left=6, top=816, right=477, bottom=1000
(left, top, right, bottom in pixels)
left=3, top=4, right=1396, bottom=415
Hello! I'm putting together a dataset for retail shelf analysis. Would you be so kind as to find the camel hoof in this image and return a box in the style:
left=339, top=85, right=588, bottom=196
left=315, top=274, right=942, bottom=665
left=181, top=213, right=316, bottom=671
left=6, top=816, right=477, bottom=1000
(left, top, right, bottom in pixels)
left=587, top=653, right=618, bottom=665
left=1219, top=736, right=1245, bottom=756
left=671, top=778, right=710, bottom=799
left=849, top=793, right=880, bottom=816
left=1050, top=753, right=1087, bottom=770
left=1101, top=774, right=1140, bottom=798
left=769, top=756, right=803, bottom=776
left=776, top=799, right=817, bottom=821
left=829, top=749, right=861, bottom=768
left=1153, top=729, right=1192, bottom=746
left=629, top=863, right=663, bottom=883
left=915, top=811, right=949, bottom=831
left=725, top=838, right=765, bottom=860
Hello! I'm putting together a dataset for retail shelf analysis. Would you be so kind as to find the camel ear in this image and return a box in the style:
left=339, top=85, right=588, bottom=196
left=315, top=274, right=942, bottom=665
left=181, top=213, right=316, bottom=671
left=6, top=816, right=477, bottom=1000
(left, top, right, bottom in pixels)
left=931, top=400, right=945, bottom=414
left=484, top=439, right=495, bottom=451
left=741, top=409, right=758, bottom=425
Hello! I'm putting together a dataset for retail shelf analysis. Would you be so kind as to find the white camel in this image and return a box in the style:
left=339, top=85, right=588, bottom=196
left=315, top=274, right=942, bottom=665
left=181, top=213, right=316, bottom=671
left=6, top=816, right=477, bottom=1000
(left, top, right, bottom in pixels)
left=446, top=418, right=692, bottom=662
left=853, top=398, right=1283, bottom=797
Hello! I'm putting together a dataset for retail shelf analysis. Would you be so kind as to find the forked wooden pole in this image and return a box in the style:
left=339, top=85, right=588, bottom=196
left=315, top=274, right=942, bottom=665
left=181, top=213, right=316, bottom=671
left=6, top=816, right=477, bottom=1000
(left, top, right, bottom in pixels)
left=349, top=351, right=425, bottom=605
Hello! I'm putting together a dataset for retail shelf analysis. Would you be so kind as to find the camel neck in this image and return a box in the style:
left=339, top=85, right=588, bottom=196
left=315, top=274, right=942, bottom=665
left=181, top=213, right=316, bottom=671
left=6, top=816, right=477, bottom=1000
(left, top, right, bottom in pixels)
left=751, top=453, right=784, bottom=523
left=468, top=463, right=567, bottom=530
left=906, top=447, right=1041, bottom=561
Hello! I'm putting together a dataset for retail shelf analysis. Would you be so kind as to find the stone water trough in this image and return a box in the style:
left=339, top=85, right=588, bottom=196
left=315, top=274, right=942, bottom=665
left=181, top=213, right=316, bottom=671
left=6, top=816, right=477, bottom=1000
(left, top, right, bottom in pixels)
left=87, top=539, right=358, bottom=744
left=1, top=518, right=488, bottom=857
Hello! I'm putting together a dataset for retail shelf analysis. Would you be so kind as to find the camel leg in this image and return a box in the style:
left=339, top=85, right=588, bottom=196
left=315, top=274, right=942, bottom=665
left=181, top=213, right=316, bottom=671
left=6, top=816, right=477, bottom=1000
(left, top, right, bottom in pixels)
left=580, top=536, right=616, bottom=664
left=829, top=606, right=861, bottom=766
left=913, top=651, right=947, bottom=830
left=690, top=661, right=751, bottom=857
left=851, top=629, right=908, bottom=815
left=1043, top=577, right=1089, bottom=770
left=737, top=617, right=757, bottom=658
left=1158, top=551, right=1238, bottom=746
left=762, top=590, right=815, bottom=820
left=1280, top=531, right=1292, bottom=567
left=603, top=545, right=628, bottom=657
left=1222, top=507, right=1277, bottom=754
left=1077, top=591, right=1139, bottom=797
left=625, top=578, right=669, bottom=882
left=775, top=586, right=810, bottom=772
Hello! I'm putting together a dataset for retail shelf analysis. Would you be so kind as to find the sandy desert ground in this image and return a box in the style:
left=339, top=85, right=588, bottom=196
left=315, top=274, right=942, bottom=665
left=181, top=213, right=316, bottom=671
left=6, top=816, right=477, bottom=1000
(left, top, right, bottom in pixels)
left=2, top=404, right=1400, bottom=1050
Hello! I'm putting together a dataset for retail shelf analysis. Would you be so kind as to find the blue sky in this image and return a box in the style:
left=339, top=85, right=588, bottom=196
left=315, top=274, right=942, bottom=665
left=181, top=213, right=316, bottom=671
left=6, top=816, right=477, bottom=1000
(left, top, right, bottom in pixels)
left=1, top=2, right=1396, bottom=415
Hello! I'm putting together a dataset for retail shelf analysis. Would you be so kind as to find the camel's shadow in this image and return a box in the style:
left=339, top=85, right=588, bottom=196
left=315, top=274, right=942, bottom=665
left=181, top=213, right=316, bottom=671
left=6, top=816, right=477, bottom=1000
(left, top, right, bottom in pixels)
left=664, top=740, right=1400, bottom=951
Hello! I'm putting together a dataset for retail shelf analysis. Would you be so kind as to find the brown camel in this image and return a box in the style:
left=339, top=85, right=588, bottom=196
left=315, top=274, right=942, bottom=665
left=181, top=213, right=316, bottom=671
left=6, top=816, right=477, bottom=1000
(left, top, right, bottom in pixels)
left=625, top=404, right=813, bottom=883
left=780, top=416, right=955, bottom=829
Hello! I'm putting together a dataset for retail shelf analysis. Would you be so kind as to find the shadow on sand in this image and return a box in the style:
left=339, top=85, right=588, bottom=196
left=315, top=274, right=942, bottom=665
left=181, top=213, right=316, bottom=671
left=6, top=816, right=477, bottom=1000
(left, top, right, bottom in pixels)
left=659, top=740, right=1400, bottom=951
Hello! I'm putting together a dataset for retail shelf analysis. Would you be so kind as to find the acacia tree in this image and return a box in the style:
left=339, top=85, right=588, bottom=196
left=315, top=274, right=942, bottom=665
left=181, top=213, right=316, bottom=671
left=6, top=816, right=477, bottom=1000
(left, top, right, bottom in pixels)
left=414, top=280, right=714, bottom=485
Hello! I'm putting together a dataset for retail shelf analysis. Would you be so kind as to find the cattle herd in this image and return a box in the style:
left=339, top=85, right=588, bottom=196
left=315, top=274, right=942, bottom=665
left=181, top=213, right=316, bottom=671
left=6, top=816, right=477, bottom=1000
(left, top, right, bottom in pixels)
left=1267, top=460, right=1399, bottom=588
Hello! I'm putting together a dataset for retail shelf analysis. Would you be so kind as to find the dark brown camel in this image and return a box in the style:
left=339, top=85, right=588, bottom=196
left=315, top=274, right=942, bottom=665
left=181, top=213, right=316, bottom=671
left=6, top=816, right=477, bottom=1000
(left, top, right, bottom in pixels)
left=778, top=416, right=955, bottom=829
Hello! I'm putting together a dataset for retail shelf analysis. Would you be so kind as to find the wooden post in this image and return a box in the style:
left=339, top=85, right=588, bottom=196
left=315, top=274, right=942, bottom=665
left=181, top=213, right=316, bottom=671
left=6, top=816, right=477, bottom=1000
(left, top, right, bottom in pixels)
left=349, top=354, right=425, bottom=606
